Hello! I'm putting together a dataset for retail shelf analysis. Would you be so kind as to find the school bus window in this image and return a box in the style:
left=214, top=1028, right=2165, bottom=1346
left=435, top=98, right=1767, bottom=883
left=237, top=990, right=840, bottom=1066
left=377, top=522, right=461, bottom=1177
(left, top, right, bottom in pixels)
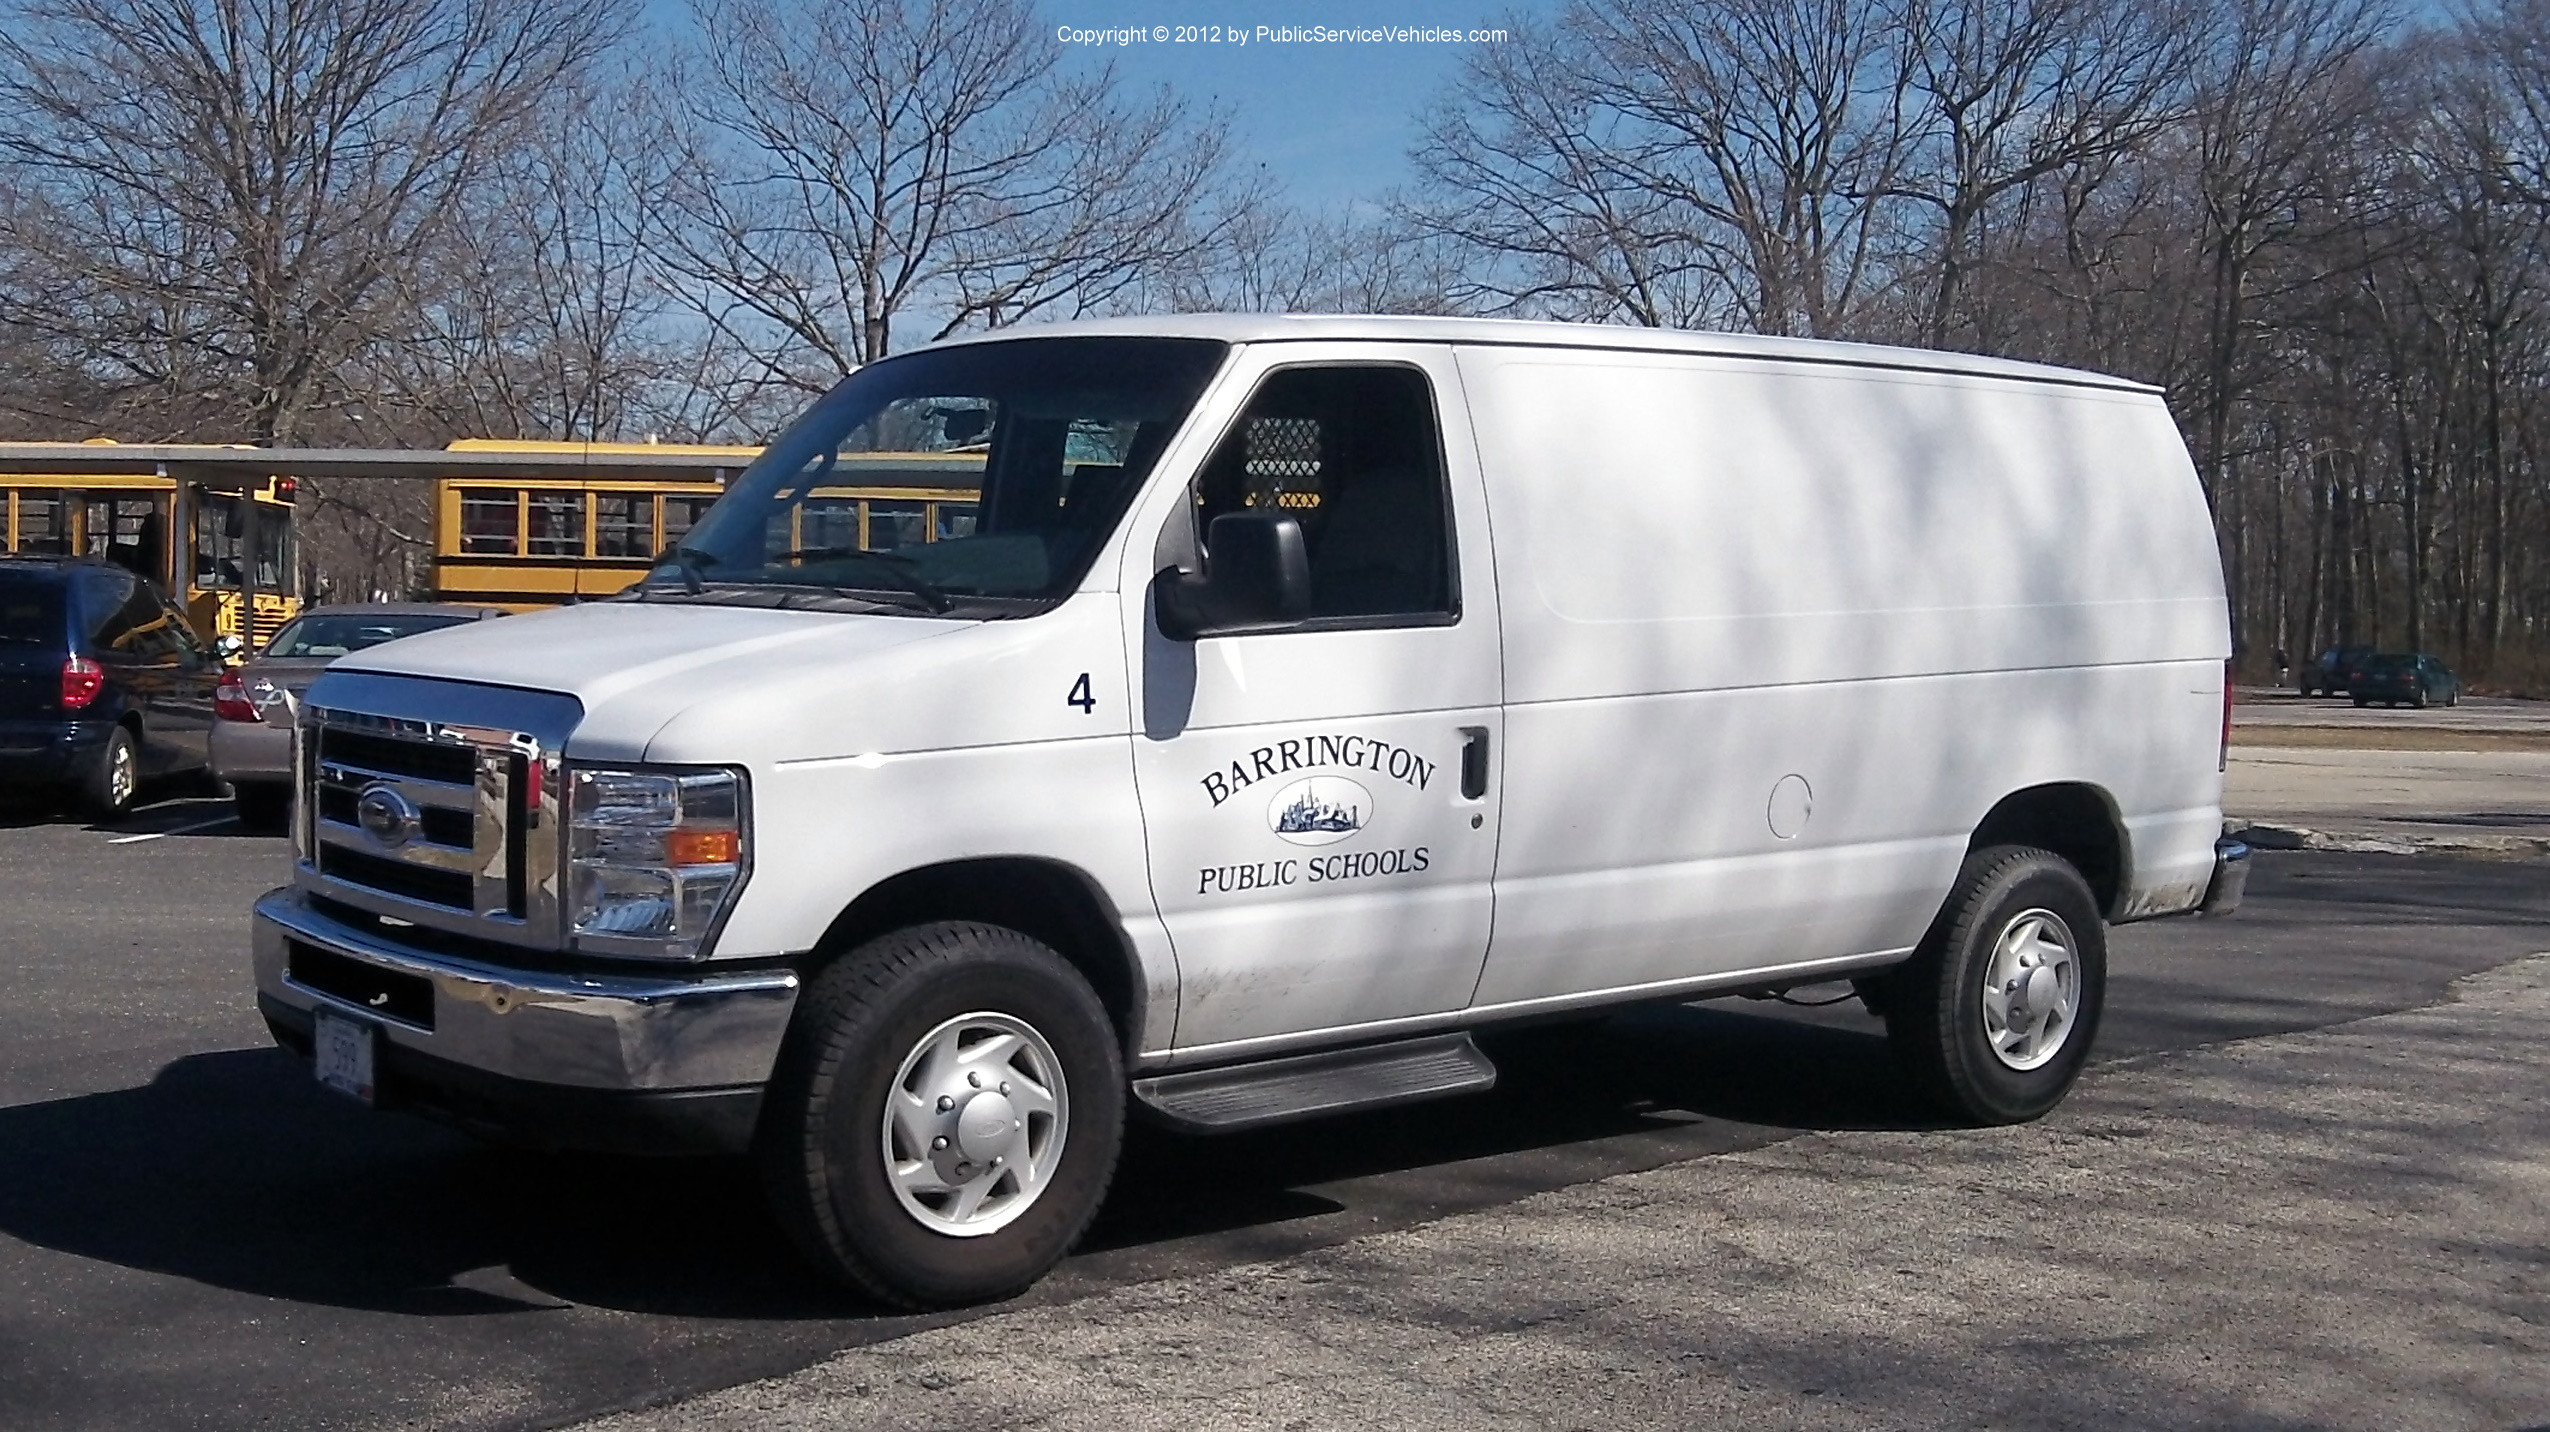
left=801, top=497, right=858, bottom=554
left=194, top=497, right=244, bottom=588
left=934, top=502, right=977, bottom=540
left=867, top=501, right=924, bottom=551
left=594, top=494, right=649, bottom=557
left=526, top=491, right=585, bottom=557
left=460, top=489, right=520, bottom=555
left=662, top=495, right=716, bottom=546
left=14, top=491, right=71, bottom=555
left=254, top=512, right=293, bottom=591
left=83, top=497, right=163, bottom=576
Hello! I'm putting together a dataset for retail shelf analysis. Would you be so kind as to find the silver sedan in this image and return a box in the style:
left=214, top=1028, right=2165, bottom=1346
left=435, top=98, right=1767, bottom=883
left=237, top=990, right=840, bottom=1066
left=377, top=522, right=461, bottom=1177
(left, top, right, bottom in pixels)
left=214, top=602, right=508, bottom=827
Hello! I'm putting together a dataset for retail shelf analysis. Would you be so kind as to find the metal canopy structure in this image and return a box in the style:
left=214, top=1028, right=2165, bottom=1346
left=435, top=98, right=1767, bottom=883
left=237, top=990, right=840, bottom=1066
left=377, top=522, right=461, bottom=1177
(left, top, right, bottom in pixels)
left=0, top=442, right=758, bottom=483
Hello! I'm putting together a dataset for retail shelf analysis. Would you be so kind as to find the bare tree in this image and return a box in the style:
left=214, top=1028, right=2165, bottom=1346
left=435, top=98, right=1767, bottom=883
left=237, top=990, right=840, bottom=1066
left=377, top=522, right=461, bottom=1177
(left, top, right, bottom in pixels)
left=2479, top=0, right=2550, bottom=205
left=1401, top=18, right=1731, bottom=325
left=2182, top=0, right=2397, bottom=514
left=1889, top=0, right=2199, bottom=347
left=1149, top=194, right=1479, bottom=316
left=1579, top=0, right=1919, bottom=336
left=354, top=76, right=777, bottom=446
left=1406, top=0, right=1915, bottom=336
left=0, top=0, right=631, bottom=443
left=647, top=0, right=1239, bottom=393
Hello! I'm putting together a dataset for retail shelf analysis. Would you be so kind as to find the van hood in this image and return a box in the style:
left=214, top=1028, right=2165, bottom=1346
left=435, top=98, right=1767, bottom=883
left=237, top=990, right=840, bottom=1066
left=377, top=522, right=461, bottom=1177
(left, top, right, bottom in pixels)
left=332, top=600, right=970, bottom=755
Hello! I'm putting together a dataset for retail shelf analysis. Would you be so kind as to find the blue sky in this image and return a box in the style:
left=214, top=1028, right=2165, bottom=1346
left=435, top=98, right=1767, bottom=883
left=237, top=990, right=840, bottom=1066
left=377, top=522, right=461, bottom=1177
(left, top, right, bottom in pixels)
left=1048, top=3, right=1552, bottom=210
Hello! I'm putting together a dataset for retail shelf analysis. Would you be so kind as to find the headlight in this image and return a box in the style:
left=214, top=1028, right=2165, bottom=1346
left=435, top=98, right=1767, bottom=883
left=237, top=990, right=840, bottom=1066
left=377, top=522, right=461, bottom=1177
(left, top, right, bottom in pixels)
left=568, top=766, right=747, bottom=958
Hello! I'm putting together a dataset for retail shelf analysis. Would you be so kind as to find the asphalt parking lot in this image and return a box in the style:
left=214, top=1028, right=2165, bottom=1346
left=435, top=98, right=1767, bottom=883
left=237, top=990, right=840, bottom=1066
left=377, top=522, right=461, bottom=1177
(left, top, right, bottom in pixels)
left=2228, top=690, right=2550, bottom=852
left=1, top=777, right=2546, bottom=1432
left=2238, top=688, right=2550, bottom=738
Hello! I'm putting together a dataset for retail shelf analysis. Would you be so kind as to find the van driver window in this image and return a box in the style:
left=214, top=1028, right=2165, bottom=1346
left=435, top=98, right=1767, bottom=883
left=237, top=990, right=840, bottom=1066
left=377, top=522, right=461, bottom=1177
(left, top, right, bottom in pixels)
left=1191, top=366, right=1454, bottom=621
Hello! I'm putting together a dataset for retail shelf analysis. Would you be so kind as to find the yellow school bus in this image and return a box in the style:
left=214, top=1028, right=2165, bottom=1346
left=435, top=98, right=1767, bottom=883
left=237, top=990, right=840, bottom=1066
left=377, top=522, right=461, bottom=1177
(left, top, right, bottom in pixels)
left=431, top=440, right=986, bottom=609
left=0, top=441, right=303, bottom=647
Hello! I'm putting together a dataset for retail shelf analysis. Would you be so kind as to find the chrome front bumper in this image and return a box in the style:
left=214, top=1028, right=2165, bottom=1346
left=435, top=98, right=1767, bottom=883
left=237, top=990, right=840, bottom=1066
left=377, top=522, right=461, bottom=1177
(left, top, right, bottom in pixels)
left=2200, top=837, right=2251, bottom=916
left=251, top=887, right=799, bottom=1093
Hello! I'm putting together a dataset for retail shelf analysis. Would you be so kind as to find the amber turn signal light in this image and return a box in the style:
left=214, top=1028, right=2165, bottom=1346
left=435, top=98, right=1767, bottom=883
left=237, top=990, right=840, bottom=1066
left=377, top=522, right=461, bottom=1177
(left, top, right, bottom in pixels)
left=665, top=828, right=741, bottom=867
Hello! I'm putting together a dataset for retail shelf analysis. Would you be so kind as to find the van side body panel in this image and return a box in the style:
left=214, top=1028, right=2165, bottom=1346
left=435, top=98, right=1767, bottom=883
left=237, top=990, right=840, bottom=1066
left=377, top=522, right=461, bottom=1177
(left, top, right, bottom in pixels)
left=1458, top=346, right=2228, bottom=1005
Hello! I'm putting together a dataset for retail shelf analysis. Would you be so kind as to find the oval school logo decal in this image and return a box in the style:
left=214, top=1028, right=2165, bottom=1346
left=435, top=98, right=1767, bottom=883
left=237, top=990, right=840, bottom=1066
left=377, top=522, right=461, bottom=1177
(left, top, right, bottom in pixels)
left=1267, top=776, right=1369, bottom=847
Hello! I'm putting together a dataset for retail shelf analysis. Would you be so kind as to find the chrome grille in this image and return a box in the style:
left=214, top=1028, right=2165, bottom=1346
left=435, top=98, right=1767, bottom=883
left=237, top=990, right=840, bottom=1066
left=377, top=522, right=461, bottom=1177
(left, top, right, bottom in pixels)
left=317, top=844, right=475, bottom=908
left=295, top=674, right=575, bottom=948
left=317, top=726, right=477, bottom=785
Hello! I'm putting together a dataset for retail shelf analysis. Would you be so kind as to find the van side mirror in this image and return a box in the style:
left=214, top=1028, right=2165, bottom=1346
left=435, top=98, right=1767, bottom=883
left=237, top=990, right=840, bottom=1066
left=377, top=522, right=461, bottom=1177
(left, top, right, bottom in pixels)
left=1155, top=511, right=1312, bottom=639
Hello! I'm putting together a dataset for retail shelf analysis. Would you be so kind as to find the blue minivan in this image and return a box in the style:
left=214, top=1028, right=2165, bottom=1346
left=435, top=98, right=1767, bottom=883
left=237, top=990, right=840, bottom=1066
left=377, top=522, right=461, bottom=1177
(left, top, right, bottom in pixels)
left=0, top=556, right=220, bottom=817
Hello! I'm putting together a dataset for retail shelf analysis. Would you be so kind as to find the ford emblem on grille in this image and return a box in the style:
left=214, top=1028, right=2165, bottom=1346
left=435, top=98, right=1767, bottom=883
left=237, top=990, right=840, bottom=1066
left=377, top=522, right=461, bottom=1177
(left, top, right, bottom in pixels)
left=355, top=783, right=422, bottom=849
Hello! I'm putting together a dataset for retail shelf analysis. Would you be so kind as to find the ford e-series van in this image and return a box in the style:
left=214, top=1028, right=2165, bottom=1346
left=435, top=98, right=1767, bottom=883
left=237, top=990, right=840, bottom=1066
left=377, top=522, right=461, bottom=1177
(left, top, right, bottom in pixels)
left=250, top=316, right=2248, bottom=1308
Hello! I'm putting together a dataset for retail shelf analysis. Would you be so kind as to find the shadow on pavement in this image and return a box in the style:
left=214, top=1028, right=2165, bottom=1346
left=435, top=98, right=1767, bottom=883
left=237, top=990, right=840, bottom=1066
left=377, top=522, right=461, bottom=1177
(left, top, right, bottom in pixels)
left=0, top=788, right=263, bottom=837
left=7, top=852, right=2537, bottom=1332
left=0, top=1048, right=855, bottom=1321
left=1086, top=1001, right=1932, bottom=1253
left=0, top=1005, right=1931, bottom=1321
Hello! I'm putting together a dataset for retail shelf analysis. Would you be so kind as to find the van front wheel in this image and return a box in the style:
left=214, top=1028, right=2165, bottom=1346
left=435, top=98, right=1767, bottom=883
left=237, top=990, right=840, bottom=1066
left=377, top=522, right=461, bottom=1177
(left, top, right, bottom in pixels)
left=755, top=922, right=1125, bottom=1309
left=1879, top=845, right=2106, bottom=1125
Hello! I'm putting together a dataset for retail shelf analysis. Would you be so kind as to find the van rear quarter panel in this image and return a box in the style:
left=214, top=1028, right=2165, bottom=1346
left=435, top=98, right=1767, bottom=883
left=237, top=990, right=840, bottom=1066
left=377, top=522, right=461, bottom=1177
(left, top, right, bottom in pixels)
left=1457, top=346, right=2228, bottom=1004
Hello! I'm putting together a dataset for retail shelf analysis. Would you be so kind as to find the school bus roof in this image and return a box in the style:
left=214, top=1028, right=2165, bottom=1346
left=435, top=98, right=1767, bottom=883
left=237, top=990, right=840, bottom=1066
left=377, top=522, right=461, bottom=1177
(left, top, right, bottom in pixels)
left=0, top=442, right=764, bottom=481
left=445, top=439, right=767, bottom=459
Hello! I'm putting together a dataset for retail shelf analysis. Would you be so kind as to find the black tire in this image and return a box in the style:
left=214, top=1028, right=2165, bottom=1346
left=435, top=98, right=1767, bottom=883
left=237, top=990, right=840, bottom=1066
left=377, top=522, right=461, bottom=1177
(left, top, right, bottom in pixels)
left=233, top=783, right=292, bottom=830
left=2353, top=696, right=2369, bottom=708
left=80, top=726, right=139, bottom=820
left=755, top=921, right=1124, bottom=1309
left=2446, top=688, right=2459, bottom=707
left=2411, top=689, right=2428, bottom=710
left=1876, top=845, right=2107, bottom=1125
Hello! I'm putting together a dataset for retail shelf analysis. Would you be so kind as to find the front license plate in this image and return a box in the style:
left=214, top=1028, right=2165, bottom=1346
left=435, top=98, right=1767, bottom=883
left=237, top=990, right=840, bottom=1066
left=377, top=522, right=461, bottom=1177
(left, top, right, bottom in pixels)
left=314, top=1011, right=377, bottom=1105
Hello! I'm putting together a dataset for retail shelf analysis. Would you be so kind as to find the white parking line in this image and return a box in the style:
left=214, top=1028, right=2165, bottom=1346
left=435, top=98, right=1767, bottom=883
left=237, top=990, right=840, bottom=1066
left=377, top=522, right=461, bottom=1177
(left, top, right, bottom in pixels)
left=108, top=816, right=238, bottom=845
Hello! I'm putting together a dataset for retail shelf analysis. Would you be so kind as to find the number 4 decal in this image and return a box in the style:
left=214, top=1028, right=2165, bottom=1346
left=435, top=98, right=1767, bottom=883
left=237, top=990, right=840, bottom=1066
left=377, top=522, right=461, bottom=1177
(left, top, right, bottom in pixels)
left=1067, top=672, right=1096, bottom=714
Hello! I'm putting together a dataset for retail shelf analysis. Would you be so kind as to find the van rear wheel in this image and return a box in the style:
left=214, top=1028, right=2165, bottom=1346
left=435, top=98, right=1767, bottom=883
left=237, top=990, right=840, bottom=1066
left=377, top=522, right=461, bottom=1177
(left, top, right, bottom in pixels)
left=1878, top=845, right=2106, bottom=1125
left=755, top=921, right=1124, bottom=1309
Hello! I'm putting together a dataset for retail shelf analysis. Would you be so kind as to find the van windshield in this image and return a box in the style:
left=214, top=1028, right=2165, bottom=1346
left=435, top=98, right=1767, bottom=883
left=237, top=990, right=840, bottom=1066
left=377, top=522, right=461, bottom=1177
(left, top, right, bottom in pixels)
left=635, top=337, right=1228, bottom=616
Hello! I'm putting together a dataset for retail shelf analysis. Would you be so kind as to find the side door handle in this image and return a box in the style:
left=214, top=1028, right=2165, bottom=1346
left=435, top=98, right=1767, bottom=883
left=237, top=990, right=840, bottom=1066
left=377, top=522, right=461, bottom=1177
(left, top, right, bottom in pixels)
left=1459, top=726, right=1490, bottom=800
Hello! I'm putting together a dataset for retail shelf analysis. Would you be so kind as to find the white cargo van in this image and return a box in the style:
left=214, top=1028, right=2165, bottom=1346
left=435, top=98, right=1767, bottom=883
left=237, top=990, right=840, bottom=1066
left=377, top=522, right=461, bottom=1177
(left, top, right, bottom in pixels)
left=251, top=316, right=2247, bottom=1308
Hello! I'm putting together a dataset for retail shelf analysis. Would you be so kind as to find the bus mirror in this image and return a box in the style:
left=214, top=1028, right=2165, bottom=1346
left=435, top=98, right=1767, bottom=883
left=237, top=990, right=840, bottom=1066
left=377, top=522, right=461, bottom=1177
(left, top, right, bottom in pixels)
left=214, top=632, right=247, bottom=663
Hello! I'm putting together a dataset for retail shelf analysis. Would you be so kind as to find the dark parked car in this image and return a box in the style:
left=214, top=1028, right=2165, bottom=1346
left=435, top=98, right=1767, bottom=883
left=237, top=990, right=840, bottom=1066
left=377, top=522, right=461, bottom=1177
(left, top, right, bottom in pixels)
left=0, top=556, right=220, bottom=817
left=2299, top=645, right=2375, bottom=697
left=2351, top=652, right=2460, bottom=708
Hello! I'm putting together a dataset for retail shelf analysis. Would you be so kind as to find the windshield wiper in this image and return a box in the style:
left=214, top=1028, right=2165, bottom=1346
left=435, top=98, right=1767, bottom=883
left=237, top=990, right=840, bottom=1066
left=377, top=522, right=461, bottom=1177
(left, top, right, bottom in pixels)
left=771, top=546, right=953, bottom=614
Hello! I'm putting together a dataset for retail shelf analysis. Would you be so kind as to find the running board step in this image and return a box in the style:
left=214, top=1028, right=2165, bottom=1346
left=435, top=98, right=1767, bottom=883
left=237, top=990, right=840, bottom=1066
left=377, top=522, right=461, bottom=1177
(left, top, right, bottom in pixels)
left=1132, top=1032, right=1498, bottom=1134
